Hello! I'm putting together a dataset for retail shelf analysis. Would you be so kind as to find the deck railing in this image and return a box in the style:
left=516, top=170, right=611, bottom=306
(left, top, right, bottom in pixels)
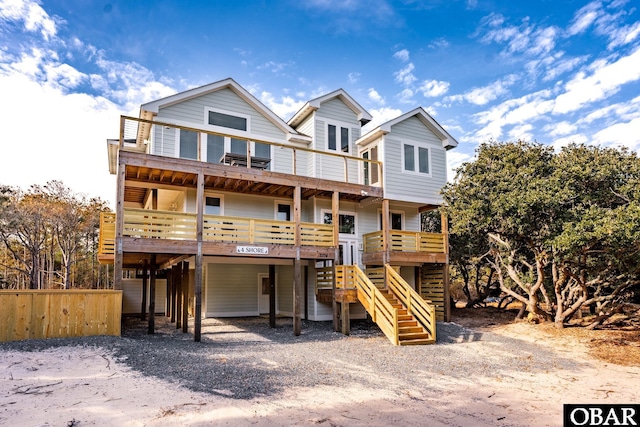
left=119, top=115, right=383, bottom=187
left=98, top=209, right=335, bottom=256
left=336, top=265, right=399, bottom=345
left=362, top=230, right=445, bottom=253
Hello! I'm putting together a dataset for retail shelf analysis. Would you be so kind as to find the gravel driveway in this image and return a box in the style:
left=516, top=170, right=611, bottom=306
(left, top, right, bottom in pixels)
left=0, top=315, right=581, bottom=401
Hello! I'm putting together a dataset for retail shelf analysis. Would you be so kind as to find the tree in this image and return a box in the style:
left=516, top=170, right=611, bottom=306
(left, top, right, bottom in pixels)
left=441, top=141, right=640, bottom=328
left=0, top=182, right=110, bottom=289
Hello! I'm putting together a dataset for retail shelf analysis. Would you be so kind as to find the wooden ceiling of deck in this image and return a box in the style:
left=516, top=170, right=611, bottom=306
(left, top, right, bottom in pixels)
left=123, top=164, right=371, bottom=205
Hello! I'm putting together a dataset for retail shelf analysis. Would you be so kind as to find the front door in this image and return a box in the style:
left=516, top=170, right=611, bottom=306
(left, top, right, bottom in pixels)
left=338, top=240, right=358, bottom=266
left=258, top=274, right=270, bottom=314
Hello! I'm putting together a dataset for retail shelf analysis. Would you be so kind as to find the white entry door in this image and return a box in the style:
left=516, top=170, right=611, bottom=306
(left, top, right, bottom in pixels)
left=338, top=240, right=358, bottom=266
left=258, top=274, right=270, bottom=314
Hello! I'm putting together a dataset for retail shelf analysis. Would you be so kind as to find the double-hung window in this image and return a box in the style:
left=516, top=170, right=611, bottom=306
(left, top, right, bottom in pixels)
left=327, top=123, right=350, bottom=154
left=323, top=212, right=356, bottom=235
left=402, top=142, right=430, bottom=175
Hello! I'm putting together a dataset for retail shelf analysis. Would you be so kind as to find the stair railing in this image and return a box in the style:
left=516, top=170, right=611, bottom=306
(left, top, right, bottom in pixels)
left=349, top=265, right=399, bottom=345
left=385, top=265, right=436, bottom=343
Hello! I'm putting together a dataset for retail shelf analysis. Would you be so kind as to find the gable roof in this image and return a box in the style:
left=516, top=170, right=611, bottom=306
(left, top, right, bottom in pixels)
left=288, top=89, right=372, bottom=128
left=139, top=78, right=310, bottom=144
left=356, top=107, right=458, bottom=150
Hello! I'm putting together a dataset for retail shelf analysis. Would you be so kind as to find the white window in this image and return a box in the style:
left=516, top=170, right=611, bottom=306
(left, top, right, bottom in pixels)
left=362, top=145, right=379, bottom=185
left=274, top=201, right=292, bottom=221
left=326, top=122, right=350, bottom=154
left=204, top=194, right=223, bottom=215
left=402, top=142, right=431, bottom=175
left=378, top=210, right=404, bottom=231
left=322, top=211, right=356, bottom=235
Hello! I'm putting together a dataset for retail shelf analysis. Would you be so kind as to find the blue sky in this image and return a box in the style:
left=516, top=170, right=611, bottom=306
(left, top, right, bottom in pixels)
left=1, top=0, right=639, bottom=207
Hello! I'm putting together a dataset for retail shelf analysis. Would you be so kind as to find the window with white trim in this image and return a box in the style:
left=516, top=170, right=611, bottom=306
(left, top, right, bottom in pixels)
left=327, top=123, right=350, bottom=154
left=379, top=210, right=404, bottom=230
left=322, top=211, right=356, bottom=235
left=402, top=142, right=430, bottom=175
left=275, top=202, right=292, bottom=221
left=205, top=196, right=223, bottom=215
left=362, top=145, right=379, bottom=185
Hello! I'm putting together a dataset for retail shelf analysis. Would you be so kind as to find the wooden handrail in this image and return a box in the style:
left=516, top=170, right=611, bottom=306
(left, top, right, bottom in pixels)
left=338, top=265, right=399, bottom=346
left=385, top=265, right=436, bottom=343
left=98, top=212, right=116, bottom=255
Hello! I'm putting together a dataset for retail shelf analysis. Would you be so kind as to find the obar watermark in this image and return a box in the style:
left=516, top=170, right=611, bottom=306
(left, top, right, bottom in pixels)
left=564, top=405, right=639, bottom=426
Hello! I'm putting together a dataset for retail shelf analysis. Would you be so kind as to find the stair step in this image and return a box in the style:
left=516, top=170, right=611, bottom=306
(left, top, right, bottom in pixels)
left=399, top=332, right=432, bottom=340
left=398, top=326, right=424, bottom=334
left=399, top=338, right=436, bottom=346
left=397, top=320, right=418, bottom=327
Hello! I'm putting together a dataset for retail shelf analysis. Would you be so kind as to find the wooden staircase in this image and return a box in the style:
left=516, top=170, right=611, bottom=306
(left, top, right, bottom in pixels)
left=335, top=264, right=436, bottom=346
left=378, top=288, right=435, bottom=345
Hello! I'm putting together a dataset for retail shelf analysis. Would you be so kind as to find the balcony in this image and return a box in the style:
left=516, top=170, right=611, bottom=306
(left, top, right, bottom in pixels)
left=361, top=230, right=447, bottom=265
left=98, top=210, right=335, bottom=265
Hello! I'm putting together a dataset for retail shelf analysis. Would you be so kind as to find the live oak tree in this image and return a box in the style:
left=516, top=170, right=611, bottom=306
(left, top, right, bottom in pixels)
left=441, top=141, right=640, bottom=328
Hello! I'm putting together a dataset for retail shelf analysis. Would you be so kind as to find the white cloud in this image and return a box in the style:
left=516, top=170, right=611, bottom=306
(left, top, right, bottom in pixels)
left=348, top=72, right=360, bottom=83
left=607, top=20, right=640, bottom=49
left=393, top=49, right=410, bottom=62
left=259, top=91, right=305, bottom=120
left=0, top=69, right=119, bottom=206
left=418, top=79, right=449, bottom=97
left=566, top=1, right=600, bottom=36
left=0, top=0, right=58, bottom=40
left=361, top=106, right=403, bottom=134
left=552, top=133, right=589, bottom=151
left=592, top=117, right=640, bottom=150
left=367, top=88, right=385, bottom=105
left=479, top=12, right=559, bottom=57
left=447, top=74, right=518, bottom=106
left=397, top=88, right=414, bottom=104
left=553, top=45, right=640, bottom=114
left=446, top=150, right=474, bottom=182
left=543, top=121, right=577, bottom=137
left=394, top=62, right=417, bottom=86
left=508, top=123, right=534, bottom=141
left=428, top=38, right=449, bottom=49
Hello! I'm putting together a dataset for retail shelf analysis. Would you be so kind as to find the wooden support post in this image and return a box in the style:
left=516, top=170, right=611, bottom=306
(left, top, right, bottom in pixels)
left=293, top=185, right=302, bottom=336
left=304, top=265, right=308, bottom=321
left=176, top=262, right=183, bottom=330
left=114, top=160, right=125, bottom=291
left=441, top=210, right=451, bottom=322
left=341, top=302, right=350, bottom=335
left=382, top=198, right=390, bottom=266
left=182, top=261, right=189, bottom=333
left=331, top=191, right=340, bottom=332
left=166, top=267, right=172, bottom=318
left=140, top=260, right=148, bottom=320
left=170, top=266, right=177, bottom=323
left=269, top=264, right=276, bottom=328
left=293, top=258, right=302, bottom=336
left=148, top=255, right=156, bottom=334
left=194, top=172, right=204, bottom=342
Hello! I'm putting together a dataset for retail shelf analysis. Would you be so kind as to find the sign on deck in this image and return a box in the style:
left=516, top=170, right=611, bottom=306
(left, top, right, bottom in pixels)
left=236, top=246, right=269, bottom=255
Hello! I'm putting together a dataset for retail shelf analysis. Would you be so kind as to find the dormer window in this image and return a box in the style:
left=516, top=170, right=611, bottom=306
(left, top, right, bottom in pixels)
left=208, top=111, right=247, bottom=131
left=327, top=123, right=350, bottom=154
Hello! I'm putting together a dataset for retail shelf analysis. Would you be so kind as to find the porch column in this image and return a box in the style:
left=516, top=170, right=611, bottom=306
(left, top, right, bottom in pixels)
left=148, top=254, right=156, bottom=334
left=269, top=264, right=276, bottom=328
left=194, top=172, right=204, bottom=342
left=441, top=210, right=451, bottom=322
left=182, top=261, right=189, bottom=333
left=331, top=191, right=340, bottom=332
left=293, top=185, right=302, bottom=336
left=175, top=262, right=183, bottom=330
left=140, top=260, right=148, bottom=320
left=170, top=267, right=177, bottom=323
left=166, top=266, right=172, bottom=318
left=114, top=159, right=125, bottom=291
left=382, top=198, right=390, bottom=266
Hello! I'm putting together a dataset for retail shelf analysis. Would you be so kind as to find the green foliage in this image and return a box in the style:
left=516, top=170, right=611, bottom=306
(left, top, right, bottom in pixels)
left=442, top=141, right=640, bottom=325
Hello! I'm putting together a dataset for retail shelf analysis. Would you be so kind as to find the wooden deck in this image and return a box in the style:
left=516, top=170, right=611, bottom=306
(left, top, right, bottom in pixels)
left=361, top=230, right=447, bottom=264
left=98, top=210, right=336, bottom=265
